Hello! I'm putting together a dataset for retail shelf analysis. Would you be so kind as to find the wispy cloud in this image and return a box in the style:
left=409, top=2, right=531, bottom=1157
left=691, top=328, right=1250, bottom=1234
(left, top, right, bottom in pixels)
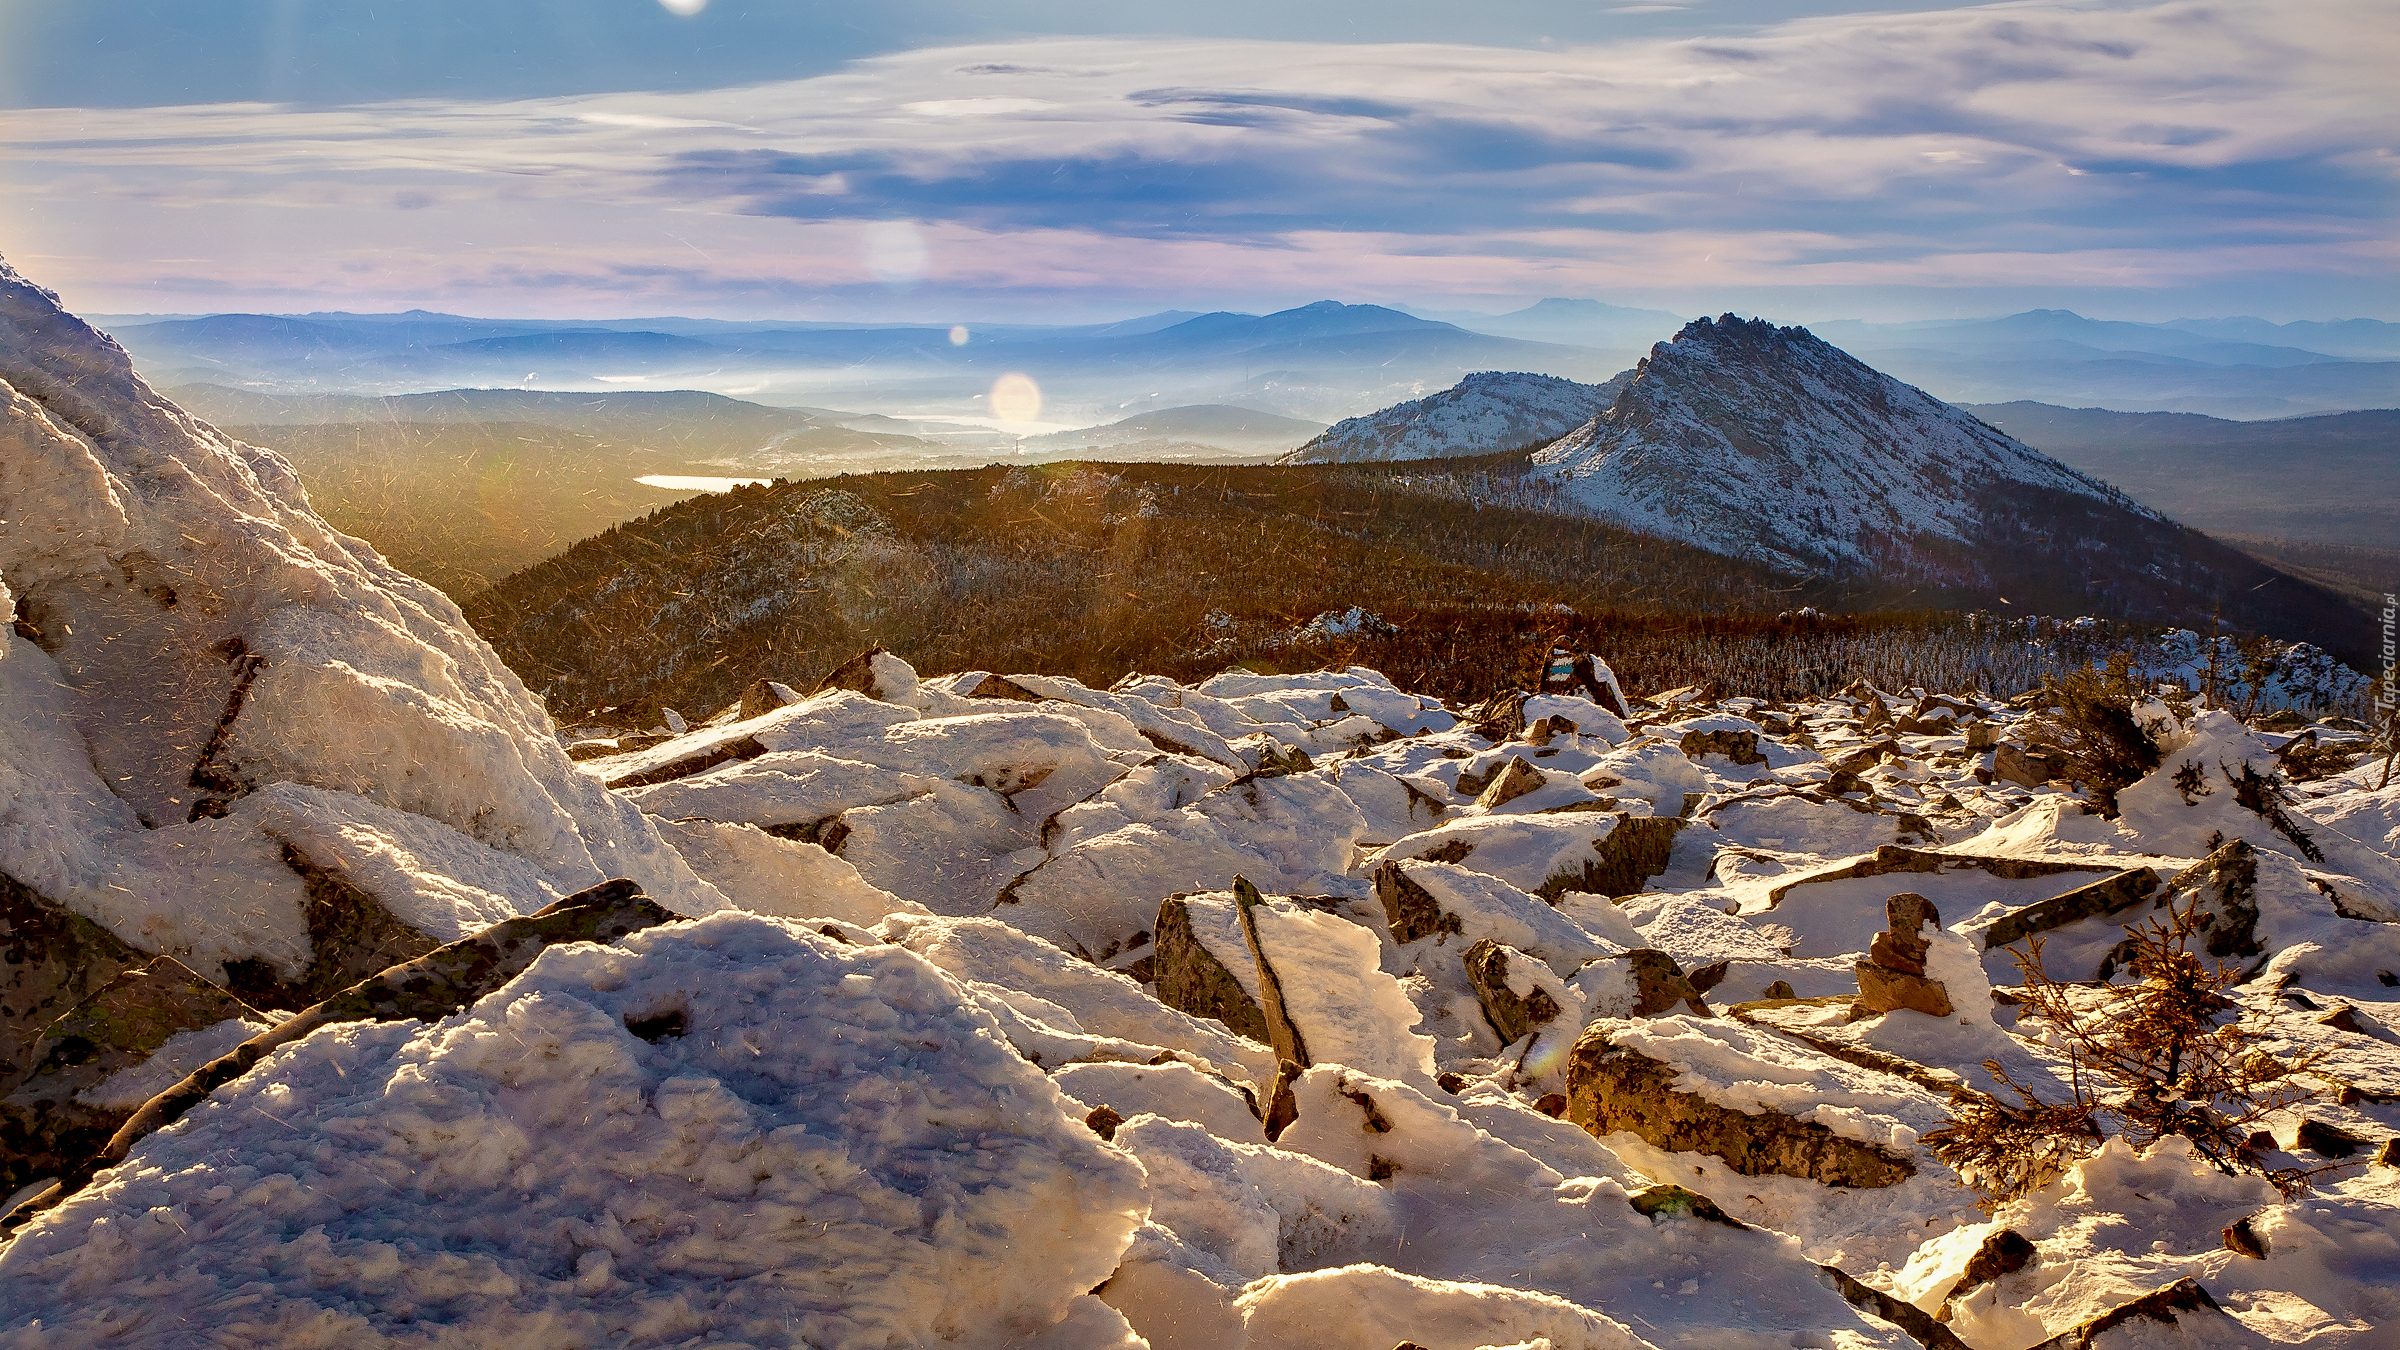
left=2, top=0, right=2390, bottom=318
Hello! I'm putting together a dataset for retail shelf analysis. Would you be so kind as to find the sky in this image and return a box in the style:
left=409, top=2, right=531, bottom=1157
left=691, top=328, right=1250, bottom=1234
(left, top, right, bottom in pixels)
left=0, top=0, right=2391, bottom=324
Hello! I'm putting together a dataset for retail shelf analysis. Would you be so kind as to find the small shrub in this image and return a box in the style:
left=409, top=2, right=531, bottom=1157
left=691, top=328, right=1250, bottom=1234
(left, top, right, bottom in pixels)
left=1926, top=893, right=2324, bottom=1209
left=2022, top=655, right=2162, bottom=814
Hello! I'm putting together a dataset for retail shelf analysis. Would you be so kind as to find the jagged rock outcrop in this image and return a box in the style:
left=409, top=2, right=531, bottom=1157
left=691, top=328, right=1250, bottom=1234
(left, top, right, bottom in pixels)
left=1153, top=894, right=1273, bottom=1046
left=1474, top=756, right=1549, bottom=810
left=1462, top=939, right=1560, bottom=1043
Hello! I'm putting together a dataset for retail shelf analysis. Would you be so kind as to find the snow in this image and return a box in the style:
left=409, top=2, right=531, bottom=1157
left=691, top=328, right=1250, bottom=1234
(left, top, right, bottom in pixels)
left=1947, top=1136, right=2400, bottom=1349
left=1281, top=370, right=1628, bottom=465
left=1399, top=861, right=1627, bottom=975
left=1521, top=694, right=1628, bottom=744
left=645, top=816, right=923, bottom=927
left=1529, top=316, right=2132, bottom=574
left=0, top=258, right=723, bottom=988
left=1248, top=898, right=1437, bottom=1083
left=1237, top=1265, right=1651, bottom=1350
left=7, top=262, right=2398, bottom=1347
left=0, top=913, right=1149, bottom=1348
left=880, top=912, right=1279, bottom=1091
left=1004, top=769, right=1369, bottom=960
left=1600, top=1014, right=1947, bottom=1154
left=1055, top=1061, right=1266, bottom=1143
left=1373, top=814, right=1642, bottom=898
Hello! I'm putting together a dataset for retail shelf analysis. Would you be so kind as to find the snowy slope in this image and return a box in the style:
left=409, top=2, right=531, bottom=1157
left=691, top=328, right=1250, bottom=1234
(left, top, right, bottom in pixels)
left=1532, top=315, right=2149, bottom=574
left=1281, top=370, right=1628, bottom=464
left=0, top=254, right=721, bottom=983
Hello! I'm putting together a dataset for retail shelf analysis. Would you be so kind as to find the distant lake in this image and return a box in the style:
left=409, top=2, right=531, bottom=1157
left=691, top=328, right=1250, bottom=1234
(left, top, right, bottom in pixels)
left=636, top=475, right=775, bottom=493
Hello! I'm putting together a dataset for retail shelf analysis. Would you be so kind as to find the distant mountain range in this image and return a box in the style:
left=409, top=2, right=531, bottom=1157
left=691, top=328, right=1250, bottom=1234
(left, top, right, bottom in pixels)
left=1964, top=402, right=2400, bottom=552
left=97, top=301, right=2399, bottom=427
left=1808, top=310, right=2400, bottom=417
left=104, top=301, right=1621, bottom=426
left=1015, top=405, right=1326, bottom=459
left=1400, top=298, right=1688, bottom=355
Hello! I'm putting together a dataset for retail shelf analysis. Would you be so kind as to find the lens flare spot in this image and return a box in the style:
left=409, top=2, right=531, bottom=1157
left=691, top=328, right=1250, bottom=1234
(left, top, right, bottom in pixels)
left=989, top=372, right=1042, bottom=424
left=658, top=0, right=707, bottom=15
left=948, top=325, right=969, bottom=346
left=864, top=221, right=927, bottom=284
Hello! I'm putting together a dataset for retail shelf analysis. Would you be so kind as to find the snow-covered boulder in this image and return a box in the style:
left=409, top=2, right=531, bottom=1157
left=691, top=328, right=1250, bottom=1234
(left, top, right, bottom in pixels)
left=0, top=257, right=721, bottom=998
left=0, top=912, right=1150, bottom=1348
left=1564, top=1014, right=1931, bottom=1189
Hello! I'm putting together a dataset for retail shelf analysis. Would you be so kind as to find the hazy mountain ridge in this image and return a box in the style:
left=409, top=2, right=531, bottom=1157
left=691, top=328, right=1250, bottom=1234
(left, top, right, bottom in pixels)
left=1017, top=404, right=1326, bottom=456
left=106, top=301, right=1626, bottom=424
left=101, top=301, right=2400, bottom=426
left=1963, top=402, right=2400, bottom=551
left=1809, top=309, right=2400, bottom=417
left=1401, top=297, right=1688, bottom=353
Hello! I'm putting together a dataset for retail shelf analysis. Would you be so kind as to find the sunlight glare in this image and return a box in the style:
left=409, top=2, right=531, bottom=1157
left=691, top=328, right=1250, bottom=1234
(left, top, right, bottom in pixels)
left=864, top=221, right=928, bottom=284
left=988, top=372, right=1042, bottom=424
left=657, top=0, right=708, bottom=16
left=948, top=325, right=969, bottom=345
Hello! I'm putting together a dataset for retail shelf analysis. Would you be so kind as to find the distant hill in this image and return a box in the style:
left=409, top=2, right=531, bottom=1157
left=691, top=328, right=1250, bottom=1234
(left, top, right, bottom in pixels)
left=2213, top=536, right=2400, bottom=611
left=1283, top=371, right=1629, bottom=464
left=459, top=455, right=1805, bottom=720
left=1410, top=297, right=1687, bottom=353
left=1960, top=402, right=2400, bottom=552
left=2157, top=316, right=2400, bottom=361
left=166, top=384, right=922, bottom=463
left=224, top=420, right=706, bottom=598
left=1524, top=319, right=2358, bottom=656
left=1807, top=309, right=2400, bottom=417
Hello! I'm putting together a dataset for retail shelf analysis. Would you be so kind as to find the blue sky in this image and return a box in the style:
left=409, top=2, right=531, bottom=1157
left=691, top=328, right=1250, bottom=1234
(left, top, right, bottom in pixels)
left=0, top=0, right=2390, bottom=322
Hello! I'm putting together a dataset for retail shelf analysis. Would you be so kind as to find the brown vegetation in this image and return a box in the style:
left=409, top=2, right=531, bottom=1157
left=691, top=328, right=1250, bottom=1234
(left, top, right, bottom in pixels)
left=456, top=454, right=2360, bottom=723
left=230, top=421, right=703, bottom=597
left=1926, top=894, right=2325, bottom=1209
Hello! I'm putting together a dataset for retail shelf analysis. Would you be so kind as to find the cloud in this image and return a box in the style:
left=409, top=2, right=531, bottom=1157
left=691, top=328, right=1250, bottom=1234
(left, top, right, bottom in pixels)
left=1, top=0, right=2390, bottom=316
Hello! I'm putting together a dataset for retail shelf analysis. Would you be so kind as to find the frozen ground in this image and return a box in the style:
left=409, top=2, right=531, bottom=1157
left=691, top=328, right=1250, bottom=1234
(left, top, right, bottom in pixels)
left=4, top=255, right=2398, bottom=1348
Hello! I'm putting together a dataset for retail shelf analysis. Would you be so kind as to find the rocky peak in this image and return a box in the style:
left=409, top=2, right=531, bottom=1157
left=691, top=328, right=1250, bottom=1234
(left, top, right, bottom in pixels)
left=1532, top=313, right=2145, bottom=576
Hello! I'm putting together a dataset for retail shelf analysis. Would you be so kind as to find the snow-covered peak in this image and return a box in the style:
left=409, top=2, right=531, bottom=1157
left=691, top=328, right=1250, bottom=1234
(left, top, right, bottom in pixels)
left=1531, top=315, right=2147, bottom=574
left=1281, top=369, right=1628, bottom=464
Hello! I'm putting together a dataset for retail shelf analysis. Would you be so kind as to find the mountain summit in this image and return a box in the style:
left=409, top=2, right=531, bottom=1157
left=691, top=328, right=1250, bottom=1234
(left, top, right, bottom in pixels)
left=1534, top=314, right=2133, bottom=575
left=1529, top=315, right=2357, bottom=642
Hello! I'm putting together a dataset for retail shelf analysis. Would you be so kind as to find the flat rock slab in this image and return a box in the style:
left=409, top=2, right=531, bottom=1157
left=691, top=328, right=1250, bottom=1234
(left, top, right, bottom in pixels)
left=1564, top=1030, right=1917, bottom=1188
